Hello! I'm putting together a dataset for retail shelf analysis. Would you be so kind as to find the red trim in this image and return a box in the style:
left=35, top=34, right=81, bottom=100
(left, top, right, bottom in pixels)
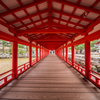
left=52, top=0, right=100, bottom=14
left=17, top=29, right=86, bottom=34
left=0, top=0, right=47, bottom=17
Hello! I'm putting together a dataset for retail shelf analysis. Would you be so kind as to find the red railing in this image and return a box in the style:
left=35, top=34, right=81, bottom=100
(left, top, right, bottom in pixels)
left=0, top=59, right=36, bottom=89
left=64, top=57, right=66, bottom=61
left=71, top=61, right=100, bottom=87
left=73, top=62, right=85, bottom=76
left=32, top=59, right=36, bottom=65
left=57, top=54, right=100, bottom=88
left=89, top=70, right=100, bottom=87
left=0, top=69, right=14, bottom=88
left=67, top=59, right=72, bottom=65
left=18, top=62, right=30, bottom=75
left=38, top=57, right=40, bottom=61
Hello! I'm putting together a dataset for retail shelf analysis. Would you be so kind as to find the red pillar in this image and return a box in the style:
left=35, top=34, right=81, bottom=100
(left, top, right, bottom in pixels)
left=40, top=46, right=41, bottom=60
left=42, top=48, right=43, bottom=58
left=29, top=44, right=32, bottom=67
left=66, top=47, right=68, bottom=62
left=12, top=41, right=18, bottom=79
left=36, top=45, right=38, bottom=62
left=72, top=45, right=75, bottom=66
left=85, top=40, right=91, bottom=79
left=63, top=47, right=64, bottom=59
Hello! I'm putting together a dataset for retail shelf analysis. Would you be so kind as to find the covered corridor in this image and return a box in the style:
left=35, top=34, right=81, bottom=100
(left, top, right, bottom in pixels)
left=0, top=0, right=100, bottom=100
left=0, top=54, right=100, bottom=100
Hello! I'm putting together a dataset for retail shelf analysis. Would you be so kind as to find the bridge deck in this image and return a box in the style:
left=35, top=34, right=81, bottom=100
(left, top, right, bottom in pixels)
left=0, top=54, right=100, bottom=100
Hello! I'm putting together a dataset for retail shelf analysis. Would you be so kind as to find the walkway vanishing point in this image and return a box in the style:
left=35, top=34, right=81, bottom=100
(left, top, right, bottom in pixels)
left=0, top=54, right=100, bottom=100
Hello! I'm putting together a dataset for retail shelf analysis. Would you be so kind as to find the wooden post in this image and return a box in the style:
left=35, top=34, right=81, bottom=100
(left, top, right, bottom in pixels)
left=40, top=46, right=41, bottom=60
left=63, top=47, right=64, bottom=59
left=72, top=45, right=75, bottom=67
left=12, top=41, right=18, bottom=78
left=36, top=44, right=38, bottom=62
left=66, top=47, right=68, bottom=62
left=42, top=48, right=43, bottom=58
left=85, top=40, right=91, bottom=79
left=29, top=44, right=32, bottom=67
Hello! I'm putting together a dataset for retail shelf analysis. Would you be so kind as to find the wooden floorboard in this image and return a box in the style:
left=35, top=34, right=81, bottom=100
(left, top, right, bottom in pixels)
left=0, top=54, right=100, bottom=100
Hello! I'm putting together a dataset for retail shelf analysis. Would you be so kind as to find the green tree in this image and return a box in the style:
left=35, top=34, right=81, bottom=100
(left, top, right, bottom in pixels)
left=9, top=46, right=12, bottom=54
left=75, top=44, right=84, bottom=53
left=0, top=40, right=7, bottom=53
left=68, top=47, right=71, bottom=50
left=90, top=40, right=97, bottom=47
left=90, top=40, right=98, bottom=51
left=18, top=44, right=25, bottom=48
left=75, top=44, right=84, bottom=50
left=18, top=49, right=25, bottom=54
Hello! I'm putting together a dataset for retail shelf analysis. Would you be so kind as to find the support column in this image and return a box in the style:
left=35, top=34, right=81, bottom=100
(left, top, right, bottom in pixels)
left=85, top=40, right=91, bottom=79
left=42, top=48, right=43, bottom=58
left=29, top=44, right=32, bottom=67
left=12, top=41, right=18, bottom=79
left=40, top=46, right=41, bottom=60
left=36, top=45, right=38, bottom=62
left=63, top=47, right=64, bottom=59
left=72, top=45, right=75, bottom=67
left=66, top=47, right=68, bottom=62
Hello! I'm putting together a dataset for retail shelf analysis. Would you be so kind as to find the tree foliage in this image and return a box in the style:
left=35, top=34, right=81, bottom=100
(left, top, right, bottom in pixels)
left=90, top=40, right=97, bottom=47
left=18, top=44, right=25, bottom=48
left=18, top=49, right=25, bottom=54
left=75, top=44, right=84, bottom=50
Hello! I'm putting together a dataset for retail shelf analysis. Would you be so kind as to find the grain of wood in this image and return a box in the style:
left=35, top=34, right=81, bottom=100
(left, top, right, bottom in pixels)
left=0, top=54, right=100, bottom=100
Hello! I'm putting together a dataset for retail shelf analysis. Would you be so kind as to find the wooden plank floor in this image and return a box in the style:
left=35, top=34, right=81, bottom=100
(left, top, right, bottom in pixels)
left=0, top=54, right=100, bottom=100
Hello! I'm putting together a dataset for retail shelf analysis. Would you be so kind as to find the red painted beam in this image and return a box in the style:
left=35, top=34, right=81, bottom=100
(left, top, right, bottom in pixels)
left=17, top=29, right=86, bottom=34
left=17, top=18, right=74, bottom=31
left=53, top=17, right=85, bottom=28
left=0, top=20, right=17, bottom=34
left=52, top=9, right=93, bottom=23
left=36, top=5, right=43, bottom=24
left=16, top=17, right=48, bottom=29
left=17, top=22, right=49, bottom=35
left=17, top=0, right=36, bottom=28
left=48, top=0, right=53, bottom=29
left=0, top=0, right=47, bottom=17
left=8, top=9, right=49, bottom=25
left=53, top=22, right=73, bottom=29
left=39, top=43, right=65, bottom=44
left=33, top=39, right=69, bottom=41
left=52, top=0, right=100, bottom=14
left=31, top=33, right=71, bottom=41
left=37, top=41, right=66, bottom=43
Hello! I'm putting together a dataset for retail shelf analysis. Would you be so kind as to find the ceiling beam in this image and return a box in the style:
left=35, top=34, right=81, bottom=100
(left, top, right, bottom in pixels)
left=16, top=17, right=48, bottom=29
left=0, top=0, right=47, bottom=17
left=39, top=43, right=65, bottom=44
left=7, top=9, right=93, bottom=25
left=48, top=0, right=53, bottom=29
left=17, top=22, right=49, bottom=35
left=33, top=39, right=69, bottom=41
left=52, top=0, right=100, bottom=14
left=8, top=9, right=48, bottom=25
left=52, top=9, right=93, bottom=23
left=53, top=22, right=74, bottom=29
left=53, top=17, right=85, bottom=28
left=17, top=28, right=86, bottom=34
left=0, top=20, right=17, bottom=35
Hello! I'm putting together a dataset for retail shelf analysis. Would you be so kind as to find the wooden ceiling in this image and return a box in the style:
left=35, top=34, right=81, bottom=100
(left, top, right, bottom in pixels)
left=0, top=0, right=100, bottom=49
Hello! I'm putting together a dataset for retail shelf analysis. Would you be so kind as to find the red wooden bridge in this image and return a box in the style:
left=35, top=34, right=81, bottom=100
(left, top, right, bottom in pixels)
left=0, top=0, right=100, bottom=100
